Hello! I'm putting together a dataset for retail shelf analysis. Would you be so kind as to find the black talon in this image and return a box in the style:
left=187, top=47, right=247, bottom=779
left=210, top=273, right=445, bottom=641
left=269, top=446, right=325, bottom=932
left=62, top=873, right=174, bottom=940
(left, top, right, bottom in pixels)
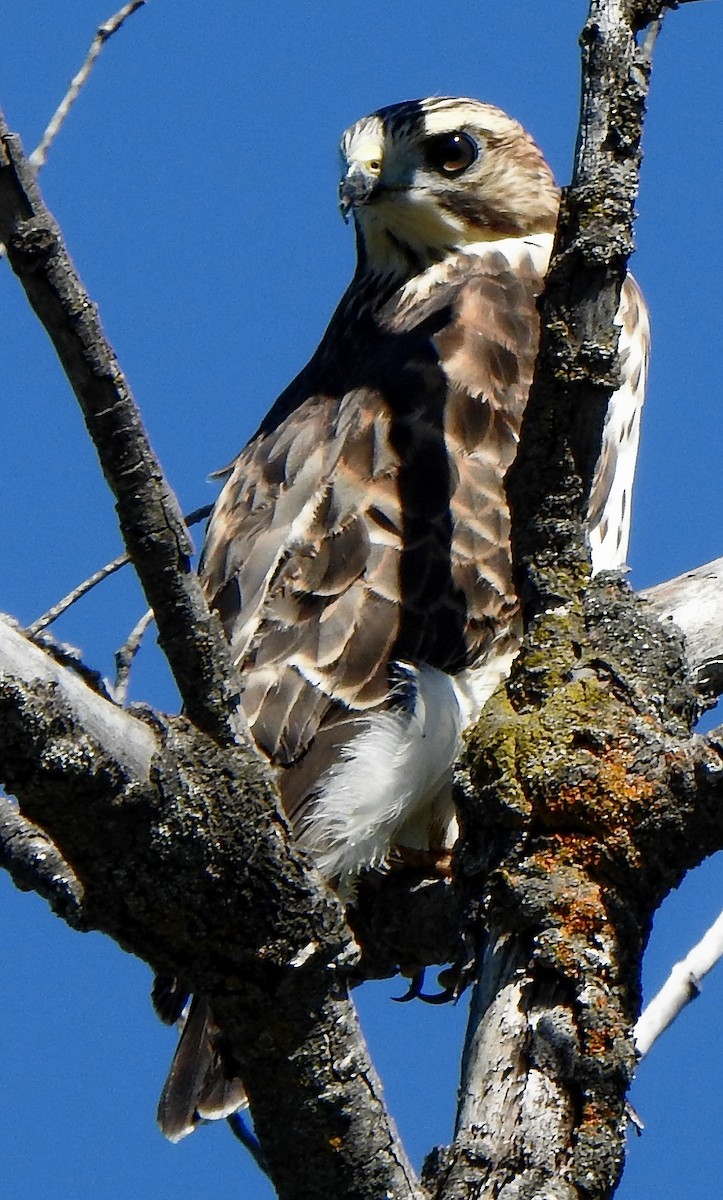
left=392, top=968, right=457, bottom=1005
left=392, top=969, right=426, bottom=1002
left=416, top=983, right=457, bottom=1005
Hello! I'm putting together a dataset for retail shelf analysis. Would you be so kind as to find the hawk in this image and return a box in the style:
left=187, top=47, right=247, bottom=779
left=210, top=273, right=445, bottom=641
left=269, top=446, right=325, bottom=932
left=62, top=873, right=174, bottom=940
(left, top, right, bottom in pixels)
left=158, top=96, right=649, bottom=1139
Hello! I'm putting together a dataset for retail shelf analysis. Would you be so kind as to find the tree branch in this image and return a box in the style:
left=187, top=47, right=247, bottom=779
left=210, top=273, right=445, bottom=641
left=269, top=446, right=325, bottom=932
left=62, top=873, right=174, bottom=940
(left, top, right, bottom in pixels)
left=24, top=503, right=212, bottom=639
left=635, top=904, right=723, bottom=1059
left=28, top=2, right=148, bottom=172
left=0, top=616, right=423, bottom=1199
left=432, top=4, right=713, bottom=1199
left=0, top=797, right=85, bottom=924
left=0, top=614, right=464, bottom=983
left=641, top=558, right=723, bottom=695
left=507, top=0, right=653, bottom=608
left=0, top=113, right=241, bottom=745
left=111, top=607, right=156, bottom=704
left=0, top=614, right=156, bottom=776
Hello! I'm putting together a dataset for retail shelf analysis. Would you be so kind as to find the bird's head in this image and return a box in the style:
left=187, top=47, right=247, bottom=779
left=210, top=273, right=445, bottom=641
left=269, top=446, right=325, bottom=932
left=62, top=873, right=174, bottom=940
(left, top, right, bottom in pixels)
left=339, top=96, right=559, bottom=277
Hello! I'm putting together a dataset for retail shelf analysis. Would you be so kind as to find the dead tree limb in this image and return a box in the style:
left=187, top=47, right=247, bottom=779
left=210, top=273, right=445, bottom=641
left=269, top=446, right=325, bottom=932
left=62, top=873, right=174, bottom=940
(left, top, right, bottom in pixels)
left=28, top=2, right=148, bottom=172
left=635, top=903, right=723, bottom=1058
left=642, top=558, right=723, bottom=696
left=0, top=615, right=422, bottom=1200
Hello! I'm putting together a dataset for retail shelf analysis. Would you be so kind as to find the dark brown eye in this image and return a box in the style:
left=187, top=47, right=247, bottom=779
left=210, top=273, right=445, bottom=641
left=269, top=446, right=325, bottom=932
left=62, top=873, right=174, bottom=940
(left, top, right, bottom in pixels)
left=423, top=130, right=478, bottom=177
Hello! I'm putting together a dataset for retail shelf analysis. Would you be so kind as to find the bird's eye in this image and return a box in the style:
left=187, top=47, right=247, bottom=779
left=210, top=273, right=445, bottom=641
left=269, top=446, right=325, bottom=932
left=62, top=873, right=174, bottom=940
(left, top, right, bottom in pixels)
left=423, top=130, right=478, bottom=177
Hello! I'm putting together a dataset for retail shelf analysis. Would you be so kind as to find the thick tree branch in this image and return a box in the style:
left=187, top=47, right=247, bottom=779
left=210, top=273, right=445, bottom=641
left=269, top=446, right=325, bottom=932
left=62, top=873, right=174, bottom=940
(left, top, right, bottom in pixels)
left=433, top=578, right=723, bottom=1200
left=0, top=614, right=156, bottom=776
left=641, top=558, right=723, bottom=695
left=0, top=615, right=463, bottom=984
left=507, top=0, right=656, bottom=609
left=432, top=5, right=713, bottom=1200
left=0, top=113, right=241, bottom=745
left=0, top=617, right=426, bottom=1199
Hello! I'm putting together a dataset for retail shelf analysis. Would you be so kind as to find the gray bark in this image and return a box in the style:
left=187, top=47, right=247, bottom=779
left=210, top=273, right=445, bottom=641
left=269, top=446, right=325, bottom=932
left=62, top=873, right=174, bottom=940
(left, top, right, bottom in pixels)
left=641, top=558, right=723, bottom=696
left=0, top=614, right=430, bottom=1199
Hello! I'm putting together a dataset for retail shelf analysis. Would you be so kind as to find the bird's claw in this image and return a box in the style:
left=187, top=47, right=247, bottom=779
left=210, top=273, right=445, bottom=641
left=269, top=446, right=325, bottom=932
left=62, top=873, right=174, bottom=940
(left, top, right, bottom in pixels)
left=392, top=971, right=425, bottom=1003
left=392, top=968, right=457, bottom=1004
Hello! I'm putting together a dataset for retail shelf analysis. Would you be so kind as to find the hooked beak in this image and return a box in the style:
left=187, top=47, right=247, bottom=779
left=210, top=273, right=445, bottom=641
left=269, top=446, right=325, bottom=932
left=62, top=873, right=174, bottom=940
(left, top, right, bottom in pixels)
left=339, top=162, right=382, bottom=222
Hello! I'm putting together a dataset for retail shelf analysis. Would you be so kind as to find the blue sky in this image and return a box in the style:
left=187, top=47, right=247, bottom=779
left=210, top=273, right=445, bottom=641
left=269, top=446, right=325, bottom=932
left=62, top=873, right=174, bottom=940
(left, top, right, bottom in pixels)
left=0, top=2, right=721, bottom=1196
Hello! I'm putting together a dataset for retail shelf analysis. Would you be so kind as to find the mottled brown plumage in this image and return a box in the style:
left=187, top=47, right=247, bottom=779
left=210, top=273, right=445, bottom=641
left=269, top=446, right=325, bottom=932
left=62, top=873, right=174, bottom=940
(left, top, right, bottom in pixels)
left=158, top=96, right=649, bottom=1141
left=201, top=244, right=542, bottom=765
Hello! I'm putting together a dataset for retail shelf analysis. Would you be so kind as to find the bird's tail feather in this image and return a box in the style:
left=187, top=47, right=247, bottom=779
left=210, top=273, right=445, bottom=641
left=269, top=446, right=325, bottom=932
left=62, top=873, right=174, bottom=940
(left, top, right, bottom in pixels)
left=157, top=994, right=247, bottom=1142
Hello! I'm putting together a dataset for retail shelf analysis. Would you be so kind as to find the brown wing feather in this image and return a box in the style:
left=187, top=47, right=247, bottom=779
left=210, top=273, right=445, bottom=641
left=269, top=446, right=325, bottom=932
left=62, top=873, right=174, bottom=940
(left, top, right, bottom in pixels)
left=200, top=241, right=547, bottom=777
left=433, top=249, right=544, bottom=663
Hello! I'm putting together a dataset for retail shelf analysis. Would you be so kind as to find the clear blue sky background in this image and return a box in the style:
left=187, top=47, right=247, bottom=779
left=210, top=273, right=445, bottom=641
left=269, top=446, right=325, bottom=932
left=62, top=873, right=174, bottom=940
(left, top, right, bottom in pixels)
left=0, top=3, right=721, bottom=1197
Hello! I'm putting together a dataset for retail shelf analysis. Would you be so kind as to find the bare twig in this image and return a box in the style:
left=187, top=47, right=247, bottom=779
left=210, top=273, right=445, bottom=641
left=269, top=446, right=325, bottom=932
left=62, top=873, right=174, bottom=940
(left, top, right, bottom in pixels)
left=29, top=2, right=148, bottom=171
left=112, top=606, right=155, bottom=704
left=25, top=551, right=129, bottom=638
left=0, top=3, right=148, bottom=264
left=25, top=503, right=213, bottom=638
left=180, top=503, right=215, bottom=530
left=635, top=908, right=723, bottom=1058
left=639, top=18, right=664, bottom=59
